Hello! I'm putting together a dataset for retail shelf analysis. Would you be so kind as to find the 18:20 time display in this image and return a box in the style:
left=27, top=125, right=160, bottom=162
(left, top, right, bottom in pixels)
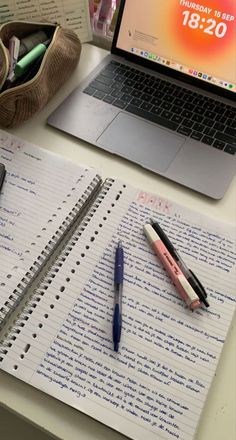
left=182, top=11, right=228, bottom=38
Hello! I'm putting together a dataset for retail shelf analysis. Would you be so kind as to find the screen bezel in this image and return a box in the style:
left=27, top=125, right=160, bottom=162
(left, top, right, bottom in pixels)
left=111, top=0, right=235, bottom=102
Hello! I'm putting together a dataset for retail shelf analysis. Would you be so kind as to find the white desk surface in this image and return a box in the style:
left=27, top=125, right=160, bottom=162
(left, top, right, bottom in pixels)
left=0, top=43, right=235, bottom=440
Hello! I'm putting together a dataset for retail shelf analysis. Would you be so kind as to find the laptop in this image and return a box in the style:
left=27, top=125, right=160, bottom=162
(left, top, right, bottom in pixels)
left=48, top=0, right=236, bottom=199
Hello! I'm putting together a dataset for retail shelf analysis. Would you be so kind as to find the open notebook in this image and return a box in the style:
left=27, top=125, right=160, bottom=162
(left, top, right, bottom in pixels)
left=0, top=129, right=235, bottom=440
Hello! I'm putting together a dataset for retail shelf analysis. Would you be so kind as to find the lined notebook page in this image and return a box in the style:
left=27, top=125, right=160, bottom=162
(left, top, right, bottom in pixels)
left=0, top=129, right=100, bottom=323
left=0, top=178, right=235, bottom=440
left=0, top=0, right=92, bottom=42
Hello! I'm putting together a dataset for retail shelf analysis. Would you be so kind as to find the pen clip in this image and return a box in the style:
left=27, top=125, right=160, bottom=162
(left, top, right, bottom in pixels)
left=189, top=269, right=207, bottom=298
left=114, top=241, right=124, bottom=285
left=189, top=269, right=209, bottom=307
left=0, top=163, right=6, bottom=191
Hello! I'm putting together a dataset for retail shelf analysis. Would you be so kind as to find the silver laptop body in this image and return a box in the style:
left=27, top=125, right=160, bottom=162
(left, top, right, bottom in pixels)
left=48, top=0, right=236, bottom=199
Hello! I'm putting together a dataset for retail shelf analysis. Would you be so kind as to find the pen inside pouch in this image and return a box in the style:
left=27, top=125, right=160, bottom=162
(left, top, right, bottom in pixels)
left=1, top=52, right=45, bottom=91
left=1, top=26, right=54, bottom=91
left=15, top=50, right=47, bottom=85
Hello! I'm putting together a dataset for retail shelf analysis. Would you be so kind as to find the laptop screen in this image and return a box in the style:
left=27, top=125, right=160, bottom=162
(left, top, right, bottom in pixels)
left=115, top=0, right=236, bottom=93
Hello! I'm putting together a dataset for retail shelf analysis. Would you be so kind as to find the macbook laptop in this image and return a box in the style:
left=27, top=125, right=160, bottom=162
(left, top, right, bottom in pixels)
left=48, top=0, right=236, bottom=199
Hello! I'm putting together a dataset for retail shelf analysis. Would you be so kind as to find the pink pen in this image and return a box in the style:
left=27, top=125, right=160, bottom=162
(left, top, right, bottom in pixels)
left=143, top=224, right=201, bottom=310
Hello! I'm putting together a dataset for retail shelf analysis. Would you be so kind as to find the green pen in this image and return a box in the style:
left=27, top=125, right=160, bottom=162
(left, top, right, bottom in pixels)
left=14, top=39, right=50, bottom=77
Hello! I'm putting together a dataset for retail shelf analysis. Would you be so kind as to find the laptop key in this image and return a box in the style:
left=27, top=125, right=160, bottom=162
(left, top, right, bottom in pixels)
left=184, top=103, right=195, bottom=111
left=165, top=94, right=174, bottom=102
left=113, top=99, right=127, bottom=109
left=174, top=98, right=184, bottom=106
left=172, top=114, right=183, bottom=124
left=116, top=66, right=127, bottom=74
left=215, top=114, right=227, bottom=123
left=185, top=94, right=195, bottom=102
left=224, top=145, right=236, bottom=155
left=175, top=90, right=185, bottom=99
left=204, top=111, right=217, bottom=119
left=161, top=110, right=172, bottom=119
left=94, top=90, right=106, bottom=99
left=135, top=83, right=145, bottom=91
left=225, top=109, right=235, bottom=119
left=183, top=119, right=194, bottom=128
left=225, top=126, right=236, bottom=137
left=177, top=126, right=192, bottom=136
left=114, top=74, right=126, bottom=83
left=141, top=102, right=153, bottom=111
left=131, top=89, right=141, bottom=98
left=133, top=73, right=143, bottom=82
left=145, top=78, right=155, bottom=87
left=182, top=110, right=193, bottom=118
left=126, top=104, right=179, bottom=130
left=203, top=127, right=216, bottom=137
left=194, top=106, right=205, bottom=115
left=103, top=95, right=115, bottom=104
left=96, top=75, right=114, bottom=86
left=172, top=105, right=181, bottom=114
left=193, top=123, right=204, bottom=132
left=161, top=102, right=171, bottom=110
left=121, top=85, right=132, bottom=94
left=103, top=64, right=118, bottom=72
left=124, top=78, right=135, bottom=87
left=215, top=131, right=236, bottom=146
left=214, top=105, right=224, bottom=114
left=141, top=93, right=152, bottom=102
left=83, top=86, right=96, bottom=95
left=121, top=93, right=132, bottom=103
left=213, top=140, right=225, bottom=150
left=193, top=97, right=204, bottom=105
left=131, top=98, right=142, bottom=107
left=125, top=71, right=136, bottom=79
left=90, top=81, right=112, bottom=94
left=202, top=135, right=214, bottom=146
left=111, top=89, right=123, bottom=98
left=204, top=102, right=215, bottom=110
left=100, top=69, right=116, bottom=79
left=213, top=122, right=225, bottom=131
left=193, top=114, right=204, bottom=123
left=151, top=106, right=163, bottom=115
left=154, top=90, right=164, bottom=99
left=110, top=60, right=120, bottom=66
left=144, top=86, right=155, bottom=95
left=191, top=131, right=203, bottom=141
left=113, top=82, right=123, bottom=90
left=203, top=117, right=214, bottom=127
left=151, top=97, right=162, bottom=107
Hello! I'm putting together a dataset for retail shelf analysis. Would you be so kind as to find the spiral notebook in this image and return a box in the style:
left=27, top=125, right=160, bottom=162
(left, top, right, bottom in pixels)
left=0, top=129, right=101, bottom=326
left=0, top=130, right=235, bottom=440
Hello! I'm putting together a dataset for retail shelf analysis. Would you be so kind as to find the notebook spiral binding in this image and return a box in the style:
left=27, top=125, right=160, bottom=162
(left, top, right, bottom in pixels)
left=0, top=178, right=114, bottom=361
left=0, top=174, right=102, bottom=331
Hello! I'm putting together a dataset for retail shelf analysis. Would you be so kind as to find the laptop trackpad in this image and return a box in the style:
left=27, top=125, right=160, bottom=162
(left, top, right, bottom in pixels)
left=97, top=112, right=185, bottom=172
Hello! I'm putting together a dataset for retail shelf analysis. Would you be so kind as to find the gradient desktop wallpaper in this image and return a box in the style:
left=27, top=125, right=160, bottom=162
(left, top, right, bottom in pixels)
left=117, top=0, right=236, bottom=89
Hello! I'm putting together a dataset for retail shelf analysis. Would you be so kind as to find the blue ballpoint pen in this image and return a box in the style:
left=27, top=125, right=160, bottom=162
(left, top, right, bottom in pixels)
left=113, top=241, right=124, bottom=352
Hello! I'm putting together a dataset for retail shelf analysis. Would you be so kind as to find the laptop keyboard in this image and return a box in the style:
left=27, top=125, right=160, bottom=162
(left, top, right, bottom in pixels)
left=83, top=60, right=236, bottom=155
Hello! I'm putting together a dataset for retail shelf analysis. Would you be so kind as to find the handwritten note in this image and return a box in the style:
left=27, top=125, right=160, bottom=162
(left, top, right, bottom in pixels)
left=0, top=0, right=92, bottom=42
left=1, top=178, right=235, bottom=440
left=0, top=129, right=99, bottom=323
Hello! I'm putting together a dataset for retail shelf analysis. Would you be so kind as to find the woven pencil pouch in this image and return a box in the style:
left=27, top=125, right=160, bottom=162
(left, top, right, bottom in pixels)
left=0, top=21, right=81, bottom=128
